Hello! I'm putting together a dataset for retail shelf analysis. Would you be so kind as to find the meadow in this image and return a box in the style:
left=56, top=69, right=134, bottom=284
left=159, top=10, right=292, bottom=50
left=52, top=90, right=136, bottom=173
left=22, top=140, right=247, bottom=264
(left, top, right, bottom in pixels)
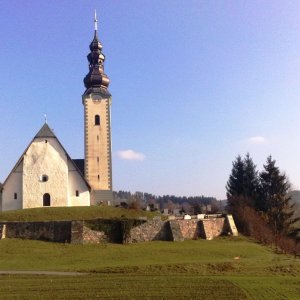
left=0, top=236, right=299, bottom=299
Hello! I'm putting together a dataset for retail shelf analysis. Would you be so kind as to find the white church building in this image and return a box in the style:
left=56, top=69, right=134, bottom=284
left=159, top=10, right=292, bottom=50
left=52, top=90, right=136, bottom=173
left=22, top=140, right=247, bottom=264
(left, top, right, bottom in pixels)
left=0, top=14, right=113, bottom=211
left=1, top=124, right=90, bottom=210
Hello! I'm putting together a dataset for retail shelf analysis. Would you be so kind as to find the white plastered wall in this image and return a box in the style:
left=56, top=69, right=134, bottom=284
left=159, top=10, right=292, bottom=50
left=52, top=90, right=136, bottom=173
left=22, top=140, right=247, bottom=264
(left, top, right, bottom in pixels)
left=67, top=160, right=90, bottom=206
left=22, top=137, right=68, bottom=208
left=2, top=161, right=23, bottom=211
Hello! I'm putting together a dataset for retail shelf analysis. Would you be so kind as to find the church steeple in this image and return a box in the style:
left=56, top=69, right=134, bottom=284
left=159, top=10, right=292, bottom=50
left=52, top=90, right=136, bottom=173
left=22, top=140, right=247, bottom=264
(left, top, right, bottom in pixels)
left=83, top=11, right=110, bottom=95
left=82, top=11, right=113, bottom=204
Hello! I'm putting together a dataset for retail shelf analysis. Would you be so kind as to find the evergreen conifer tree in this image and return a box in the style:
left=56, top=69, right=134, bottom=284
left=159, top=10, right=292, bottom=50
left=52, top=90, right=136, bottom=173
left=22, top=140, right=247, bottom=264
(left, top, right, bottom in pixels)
left=243, top=153, right=259, bottom=208
left=226, top=155, right=245, bottom=211
left=226, top=154, right=260, bottom=210
left=260, top=156, right=299, bottom=235
left=226, top=155, right=244, bottom=198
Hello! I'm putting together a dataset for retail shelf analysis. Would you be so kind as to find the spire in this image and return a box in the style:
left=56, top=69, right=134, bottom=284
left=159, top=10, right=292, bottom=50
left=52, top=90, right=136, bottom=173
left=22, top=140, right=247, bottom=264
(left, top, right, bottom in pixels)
left=83, top=11, right=110, bottom=96
left=94, top=9, right=98, bottom=31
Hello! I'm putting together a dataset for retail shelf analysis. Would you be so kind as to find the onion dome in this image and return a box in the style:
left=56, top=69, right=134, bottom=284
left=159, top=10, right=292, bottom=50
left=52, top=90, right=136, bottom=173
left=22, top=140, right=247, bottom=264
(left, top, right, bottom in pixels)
left=83, top=11, right=110, bottom=96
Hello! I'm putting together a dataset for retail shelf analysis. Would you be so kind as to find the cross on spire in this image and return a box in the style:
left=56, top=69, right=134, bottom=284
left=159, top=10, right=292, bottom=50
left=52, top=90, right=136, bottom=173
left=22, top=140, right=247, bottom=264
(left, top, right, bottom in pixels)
left=94, top=9, right=98, bottom=31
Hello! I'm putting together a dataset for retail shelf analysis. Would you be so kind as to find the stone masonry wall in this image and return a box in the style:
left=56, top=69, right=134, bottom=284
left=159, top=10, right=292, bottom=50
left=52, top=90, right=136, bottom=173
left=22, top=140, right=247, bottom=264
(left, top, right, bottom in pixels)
left=70, top=221, right=84, bottom=243
left=70, top=221, right=108, bottom=244
left=127, top=220, right=172, bottom=243
left=0, top=216, right=235, bottom=244
left=83, top=225, right=108, bottom=243
left=198, top=218, right=227, bottom=240
left=0, top=221, right=72, bottom=243
left=176, top=219, right=199, bottom=240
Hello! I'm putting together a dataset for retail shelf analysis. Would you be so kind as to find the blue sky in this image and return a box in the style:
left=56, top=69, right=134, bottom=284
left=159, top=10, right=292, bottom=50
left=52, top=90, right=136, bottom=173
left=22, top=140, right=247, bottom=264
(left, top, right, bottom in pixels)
left=1, top=1, right=300, bottom=199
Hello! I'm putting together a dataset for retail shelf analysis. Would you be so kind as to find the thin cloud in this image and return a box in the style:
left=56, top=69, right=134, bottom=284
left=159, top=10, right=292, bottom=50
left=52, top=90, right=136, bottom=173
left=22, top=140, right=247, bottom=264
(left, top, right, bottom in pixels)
left=116, top=149, right=145, bottom=161
left=247, top=136, right=267, bottom=144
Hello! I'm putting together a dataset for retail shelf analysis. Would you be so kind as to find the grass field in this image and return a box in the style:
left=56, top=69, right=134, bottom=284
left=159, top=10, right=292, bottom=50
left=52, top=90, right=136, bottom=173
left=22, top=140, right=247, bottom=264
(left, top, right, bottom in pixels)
left=0, top=236, right=299, bottom=299
left=0, top=206, right=157, bottom=222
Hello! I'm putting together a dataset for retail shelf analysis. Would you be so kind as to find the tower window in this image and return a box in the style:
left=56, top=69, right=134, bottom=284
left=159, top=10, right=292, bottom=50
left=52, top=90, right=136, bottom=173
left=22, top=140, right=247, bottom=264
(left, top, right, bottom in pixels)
left=95, top=115, right=100, bottom=125
left=43, top=193, right=51, bottom=206
left=76, top=190, right=79, bottom=197
left=97, top=157, right=99, bottom=162
left=98, top=174, right=100, bottom=181
left=14, top=193, right=17, bottom=200
left=45, top=140, right=48, bottom=143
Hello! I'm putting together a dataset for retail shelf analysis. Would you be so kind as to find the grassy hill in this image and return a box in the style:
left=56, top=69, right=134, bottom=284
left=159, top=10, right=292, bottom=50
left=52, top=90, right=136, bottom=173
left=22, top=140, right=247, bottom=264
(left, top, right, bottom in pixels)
left=0, top=236, right=299, bottom=299
left=0, top=207, right=299, bottom=299
left=0, top=206, right=157, bottom=222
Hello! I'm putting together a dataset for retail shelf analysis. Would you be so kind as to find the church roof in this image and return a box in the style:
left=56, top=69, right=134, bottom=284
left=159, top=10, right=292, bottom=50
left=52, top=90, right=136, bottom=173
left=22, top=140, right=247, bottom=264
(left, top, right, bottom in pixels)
left=2, top=123, right=90, bottom=191
left=73, top=159, right=85, bottom=177
left=35, top=123, right=56, bottom=138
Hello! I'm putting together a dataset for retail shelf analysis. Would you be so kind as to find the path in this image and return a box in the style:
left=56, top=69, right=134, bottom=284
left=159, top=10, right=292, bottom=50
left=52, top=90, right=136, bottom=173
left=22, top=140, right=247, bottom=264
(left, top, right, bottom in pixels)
left=0, top=270, right=87, bottom=276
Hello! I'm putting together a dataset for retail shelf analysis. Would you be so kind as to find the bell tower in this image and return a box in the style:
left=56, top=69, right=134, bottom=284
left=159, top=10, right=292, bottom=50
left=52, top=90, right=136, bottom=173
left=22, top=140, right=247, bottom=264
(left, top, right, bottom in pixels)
left=82, top=12, right=112, bottom=204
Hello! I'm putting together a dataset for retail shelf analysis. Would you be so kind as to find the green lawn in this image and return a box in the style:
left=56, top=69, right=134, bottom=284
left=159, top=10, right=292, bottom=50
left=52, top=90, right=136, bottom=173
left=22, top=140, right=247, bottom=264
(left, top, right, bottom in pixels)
left=0, top=206, right=156, bottom=222
left=0, top=236, right=299, bottom=299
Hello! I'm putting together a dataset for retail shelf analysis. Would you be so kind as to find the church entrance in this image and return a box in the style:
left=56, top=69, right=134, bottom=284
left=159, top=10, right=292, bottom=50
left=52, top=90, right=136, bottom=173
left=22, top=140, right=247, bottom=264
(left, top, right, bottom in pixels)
left=43, top=193, right=51, bottom=206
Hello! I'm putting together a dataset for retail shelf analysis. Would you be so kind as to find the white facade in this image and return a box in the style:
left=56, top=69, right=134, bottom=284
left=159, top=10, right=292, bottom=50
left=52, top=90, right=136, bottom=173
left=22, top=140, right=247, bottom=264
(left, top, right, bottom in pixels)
left=1, top=162, right=23, bottom=211
left=1, top=124, right=90, bottom=211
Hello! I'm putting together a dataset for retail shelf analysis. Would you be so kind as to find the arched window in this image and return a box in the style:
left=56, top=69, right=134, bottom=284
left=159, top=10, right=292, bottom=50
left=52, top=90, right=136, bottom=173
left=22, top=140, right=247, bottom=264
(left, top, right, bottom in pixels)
left=95, top=115, right=100, bottom=125
left=43, top=193, right=51, bottom=206
left=76, top=190, right=79, bottom=197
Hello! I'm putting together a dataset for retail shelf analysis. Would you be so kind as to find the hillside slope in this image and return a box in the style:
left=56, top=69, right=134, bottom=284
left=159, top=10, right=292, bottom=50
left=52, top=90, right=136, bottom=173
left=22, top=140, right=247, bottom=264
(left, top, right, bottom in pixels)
left=0, top=206, right=157, bottom=222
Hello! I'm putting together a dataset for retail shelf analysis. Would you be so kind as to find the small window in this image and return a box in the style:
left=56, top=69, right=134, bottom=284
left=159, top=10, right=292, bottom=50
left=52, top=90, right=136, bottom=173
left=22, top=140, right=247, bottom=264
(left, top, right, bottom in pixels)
left=45, top=140, right=48, bottom=143
left=97, top=135, right=99, bottom=141
left=95, top=115, right=100, bottom=125
left=41, top=175, right=48, bottom=182
left=14, top=193, right=17, bottom=200
left=97, top=157, right=99, bottom=163
left=76, top=190, right=79, bottom=197
left=98, top=174, right=100, bottom=181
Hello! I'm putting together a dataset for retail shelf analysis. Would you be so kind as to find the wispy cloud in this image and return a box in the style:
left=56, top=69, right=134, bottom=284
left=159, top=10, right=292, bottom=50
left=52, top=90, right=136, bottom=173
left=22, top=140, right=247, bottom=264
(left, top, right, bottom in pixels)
left=116, top=149, right=145, bottom=161
left=247, top=136, right=267, bottom=144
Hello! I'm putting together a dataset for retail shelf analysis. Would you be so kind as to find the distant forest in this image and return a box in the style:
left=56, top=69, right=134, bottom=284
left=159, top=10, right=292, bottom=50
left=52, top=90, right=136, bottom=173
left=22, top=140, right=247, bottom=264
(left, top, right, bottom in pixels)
left=113, top=190, right=226, bottom=214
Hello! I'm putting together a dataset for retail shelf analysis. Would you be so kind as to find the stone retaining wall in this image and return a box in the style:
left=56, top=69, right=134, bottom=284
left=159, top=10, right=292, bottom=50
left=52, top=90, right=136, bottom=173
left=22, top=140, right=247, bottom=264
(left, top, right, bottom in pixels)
left=0, top=221, right=71, bottom=243
left=198, top=218, right=227, bottom=240
left=0, top=216, right=237, bottom=244
left=176, top=219, right=199, bottom=240
left=71, top=221, right=108, bottom=244
left=127, top=220, right=172, bottom=243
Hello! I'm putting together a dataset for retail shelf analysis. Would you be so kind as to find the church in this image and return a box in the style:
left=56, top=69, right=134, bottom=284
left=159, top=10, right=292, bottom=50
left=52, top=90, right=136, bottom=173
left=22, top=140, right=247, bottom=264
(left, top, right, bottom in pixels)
left=0, top=14, right=113, bottom=211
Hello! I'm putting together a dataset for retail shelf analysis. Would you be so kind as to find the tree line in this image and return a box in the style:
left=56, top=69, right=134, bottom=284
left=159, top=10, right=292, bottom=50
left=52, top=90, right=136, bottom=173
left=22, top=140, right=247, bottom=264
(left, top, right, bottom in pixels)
left=226, top=153, right=299, bottom=253
left=113, top=190, right=222, bottom=214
